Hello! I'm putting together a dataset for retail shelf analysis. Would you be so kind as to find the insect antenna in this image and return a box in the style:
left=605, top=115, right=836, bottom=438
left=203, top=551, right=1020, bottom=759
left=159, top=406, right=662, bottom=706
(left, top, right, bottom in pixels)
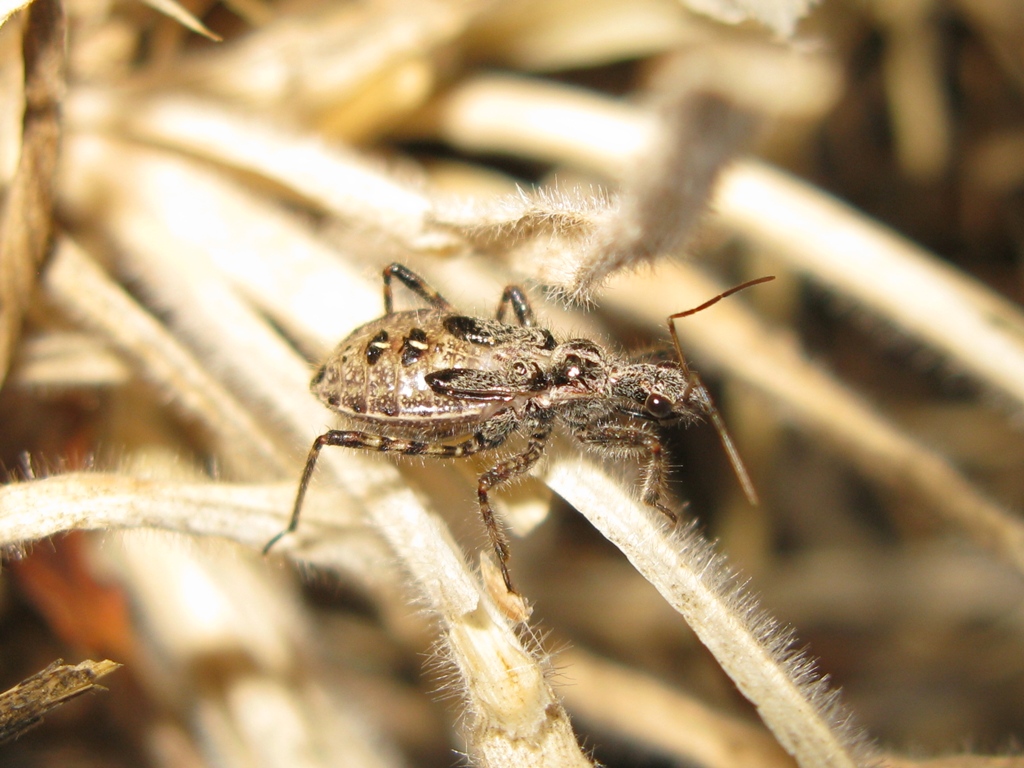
left=667, top=275, right=775, bottom=506
left=669, top=275, right=776, bottom=323
left=689, top=373, right=760, bottom=506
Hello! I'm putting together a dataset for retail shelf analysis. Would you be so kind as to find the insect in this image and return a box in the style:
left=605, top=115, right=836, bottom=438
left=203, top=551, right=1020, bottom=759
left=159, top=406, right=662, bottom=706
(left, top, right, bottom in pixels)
left=264, top=263, right=772, bottom=593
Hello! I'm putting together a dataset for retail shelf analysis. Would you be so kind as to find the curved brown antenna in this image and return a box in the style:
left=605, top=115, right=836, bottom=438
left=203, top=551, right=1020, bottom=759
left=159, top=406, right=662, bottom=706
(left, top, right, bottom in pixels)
left=669, top=275, right=776, bottom=323
left=667, top=275, right=775, bottom=506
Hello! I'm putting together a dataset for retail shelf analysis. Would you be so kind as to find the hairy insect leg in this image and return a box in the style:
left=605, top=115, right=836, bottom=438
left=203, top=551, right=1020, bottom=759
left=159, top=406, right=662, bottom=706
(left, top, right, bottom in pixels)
left=576, top=422, right=678, bottom=522
left=382, top=263, right=454, bottom=314
left=262, top=428, right=507, bottom=555
left=477, top=420, right=554, bottom=593
left=495, top=285, right=534, bottom=327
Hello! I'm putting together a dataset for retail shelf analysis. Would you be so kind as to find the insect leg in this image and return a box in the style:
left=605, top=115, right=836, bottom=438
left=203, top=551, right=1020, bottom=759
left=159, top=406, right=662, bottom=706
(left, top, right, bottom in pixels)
left=576, top=422, right=677, bottom=521
left=495, top=285, right=534, bottom=327
left=382, top=263, right=454, bottom=314
left=477, top=419, right=554, bottom=592
left=263, top=428, right=509, bottom=554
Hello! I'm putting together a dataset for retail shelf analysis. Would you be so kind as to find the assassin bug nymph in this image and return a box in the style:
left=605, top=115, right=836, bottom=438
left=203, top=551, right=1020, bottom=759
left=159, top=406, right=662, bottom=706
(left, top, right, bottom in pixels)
left=264, top=263, right=773, bottom=593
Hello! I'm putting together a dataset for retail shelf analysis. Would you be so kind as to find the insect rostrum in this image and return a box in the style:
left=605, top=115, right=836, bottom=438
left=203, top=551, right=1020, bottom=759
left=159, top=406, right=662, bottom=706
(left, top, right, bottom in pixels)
left=265, top=263, right=764, bottom=594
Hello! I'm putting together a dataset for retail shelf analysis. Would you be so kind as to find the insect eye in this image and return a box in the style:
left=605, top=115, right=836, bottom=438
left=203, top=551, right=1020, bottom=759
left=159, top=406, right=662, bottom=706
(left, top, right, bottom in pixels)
left=645, top=393, right=674, bottom=419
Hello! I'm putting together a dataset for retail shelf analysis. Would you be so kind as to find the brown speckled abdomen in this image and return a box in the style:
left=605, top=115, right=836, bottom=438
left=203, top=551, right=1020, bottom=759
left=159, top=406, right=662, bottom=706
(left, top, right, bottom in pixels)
left=310, top=309, right=498, bottom=438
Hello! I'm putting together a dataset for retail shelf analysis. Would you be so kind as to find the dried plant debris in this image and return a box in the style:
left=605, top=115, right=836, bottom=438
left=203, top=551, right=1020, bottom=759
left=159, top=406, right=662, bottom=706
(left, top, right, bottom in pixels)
left=0, top=659, right=120, bottom=744
left=563, top=87, right=755, bottom=300
left=678, top=0, right=818, bottom=35
left=140, top=0, right=221, bottom=41
left=426, top=71, right=760, bottom=301
left=545, top=458, right=877, bottom=768
left=1, top=0, right=1024, bottom=766
left=0, top=0, right=31, bottom=28
left=0, top=0, right=63, bottom=385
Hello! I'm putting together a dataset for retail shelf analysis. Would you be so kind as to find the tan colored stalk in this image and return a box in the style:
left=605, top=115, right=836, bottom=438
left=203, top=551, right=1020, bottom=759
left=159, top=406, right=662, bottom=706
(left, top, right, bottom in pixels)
left=43, top=238, right=290, bottom=480
left=545, top=457, right=876, bottom=768
left=0, top=0, right=62, bottom=383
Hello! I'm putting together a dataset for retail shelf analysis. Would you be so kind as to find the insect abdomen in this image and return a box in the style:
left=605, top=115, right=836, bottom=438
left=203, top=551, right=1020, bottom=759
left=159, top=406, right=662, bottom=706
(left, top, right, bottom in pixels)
left=311, top=310, right=493, bottom=434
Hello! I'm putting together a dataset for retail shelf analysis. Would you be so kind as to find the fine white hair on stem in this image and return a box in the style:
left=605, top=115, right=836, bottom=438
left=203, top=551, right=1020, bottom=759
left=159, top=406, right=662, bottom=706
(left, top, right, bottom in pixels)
left=396, top=59, right=835, bottom=299
left=560, top=103, right=749, bottom=300
left=563, top=54, right=760, bottom=300
left=544, top=457, right=878, bottom=768
left=0, top=474, right=317, bottom=550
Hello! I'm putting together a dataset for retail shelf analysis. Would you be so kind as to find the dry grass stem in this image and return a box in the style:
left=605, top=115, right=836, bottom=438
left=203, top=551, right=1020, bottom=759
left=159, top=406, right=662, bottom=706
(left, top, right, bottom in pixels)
left=43, top=237, right=290, bottom=479
left=0, top=474, right=298, bottom=548
left=9, top=330, right=130, bottom=389
left=557, top=647, right=796, bottom=768
left=102, top=528, right=405, bottom=768
left=161, top=0, right=473, bottom=132
left=140, top=0, right=221, bottom=41
left=0, top=659, right=120, bottom=743
left=545, top=457, right=875, bottom=768
left=878, top=12, right=951, bottom=180
left=0, top=0, right=62, bottom=384
left=716, top=161, right=1024, bottom=416
left=676, top=0, right=816, bottom=35
left=67, top=93, right=462, bottom=254
left=0, top=0, right=32, bottom=27
left=407, top=74, right=658, bottom=180
left=466, top=0, right=706, bottom=71
left=0, top=473, right=415, bottom=590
